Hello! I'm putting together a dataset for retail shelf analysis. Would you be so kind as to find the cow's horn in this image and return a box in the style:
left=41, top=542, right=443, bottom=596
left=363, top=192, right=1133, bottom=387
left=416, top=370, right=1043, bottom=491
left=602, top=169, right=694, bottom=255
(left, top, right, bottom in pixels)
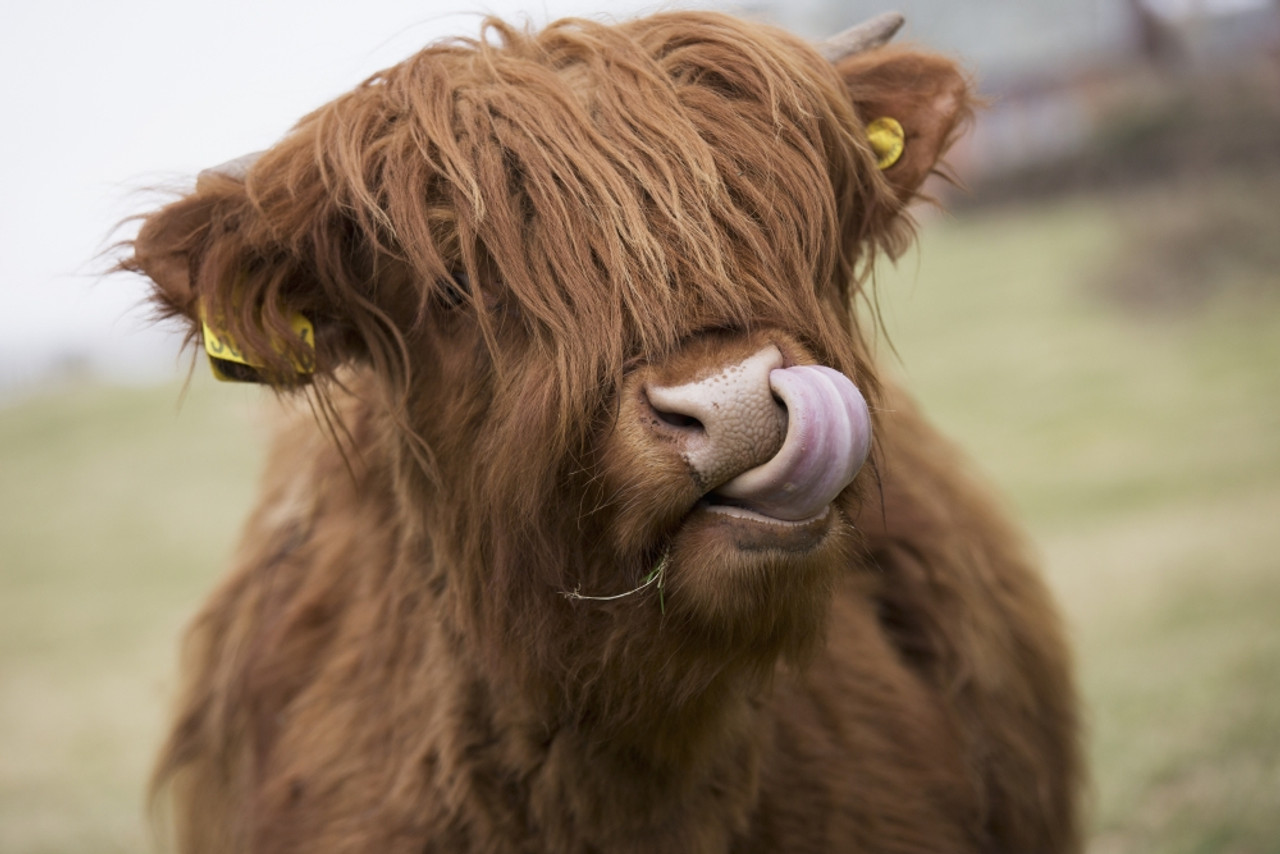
left=196, top=151, right=264, bottom=190
left=816, top=12, right=906, bottom=62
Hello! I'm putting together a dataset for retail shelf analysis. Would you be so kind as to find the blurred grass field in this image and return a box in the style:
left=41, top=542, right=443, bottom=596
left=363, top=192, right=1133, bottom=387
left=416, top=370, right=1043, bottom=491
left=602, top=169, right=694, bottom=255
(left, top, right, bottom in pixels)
left=877, top=190, right=1280, bottom=854
left=2, top=185, right=1278, bottom=853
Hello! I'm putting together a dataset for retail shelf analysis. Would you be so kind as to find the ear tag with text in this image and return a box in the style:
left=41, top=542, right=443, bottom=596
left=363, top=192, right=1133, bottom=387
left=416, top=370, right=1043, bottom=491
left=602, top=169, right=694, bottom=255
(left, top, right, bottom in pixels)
left=201, top=311, right=315, bottom=383
left=867, top=116, right=905, bottom=170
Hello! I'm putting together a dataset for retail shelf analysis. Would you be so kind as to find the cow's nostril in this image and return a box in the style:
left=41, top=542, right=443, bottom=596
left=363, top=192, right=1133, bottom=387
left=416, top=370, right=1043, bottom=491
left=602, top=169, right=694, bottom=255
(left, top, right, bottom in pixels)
left=653, top=408, right=704, bottom=432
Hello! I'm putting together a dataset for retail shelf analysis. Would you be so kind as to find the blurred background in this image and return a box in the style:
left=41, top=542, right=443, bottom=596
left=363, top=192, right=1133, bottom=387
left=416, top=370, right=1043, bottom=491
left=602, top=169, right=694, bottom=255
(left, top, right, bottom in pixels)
left=2, top=0, right=1277, bottom=851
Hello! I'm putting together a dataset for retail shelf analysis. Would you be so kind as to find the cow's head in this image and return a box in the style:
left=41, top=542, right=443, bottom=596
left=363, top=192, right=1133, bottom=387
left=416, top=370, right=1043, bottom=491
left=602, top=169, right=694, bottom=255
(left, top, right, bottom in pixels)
left=126, top=11, right=970, bottom=726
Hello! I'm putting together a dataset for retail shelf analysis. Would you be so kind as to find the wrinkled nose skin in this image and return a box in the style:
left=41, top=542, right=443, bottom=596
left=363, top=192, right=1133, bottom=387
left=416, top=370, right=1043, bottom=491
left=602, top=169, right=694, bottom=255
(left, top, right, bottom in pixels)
left=644, top=345, right=872, bottom=522
left=645, top=348, right=789, bottom=493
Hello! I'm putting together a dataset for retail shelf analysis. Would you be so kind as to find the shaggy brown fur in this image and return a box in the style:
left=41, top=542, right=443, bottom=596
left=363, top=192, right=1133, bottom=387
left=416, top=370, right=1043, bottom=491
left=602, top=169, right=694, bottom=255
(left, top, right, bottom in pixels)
left=124, top=12, right=1081, bottom=853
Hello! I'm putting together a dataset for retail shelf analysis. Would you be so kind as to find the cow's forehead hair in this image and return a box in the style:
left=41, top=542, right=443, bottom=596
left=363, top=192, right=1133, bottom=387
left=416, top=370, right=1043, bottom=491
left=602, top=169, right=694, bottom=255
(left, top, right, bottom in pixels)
left=306, top=12, right=891, bottom=365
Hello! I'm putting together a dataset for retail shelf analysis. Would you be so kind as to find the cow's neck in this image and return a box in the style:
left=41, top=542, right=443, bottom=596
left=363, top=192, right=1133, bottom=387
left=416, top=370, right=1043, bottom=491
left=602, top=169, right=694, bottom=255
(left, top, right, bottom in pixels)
left=417, top=552, right=774, bottom=847
left=429, top=623, right=771, bottom=850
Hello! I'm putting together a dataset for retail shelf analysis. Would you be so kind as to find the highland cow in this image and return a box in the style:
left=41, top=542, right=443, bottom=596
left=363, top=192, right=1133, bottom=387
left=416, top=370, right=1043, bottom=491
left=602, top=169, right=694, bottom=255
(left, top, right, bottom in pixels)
left=126, top=11, right=1081, bottom=853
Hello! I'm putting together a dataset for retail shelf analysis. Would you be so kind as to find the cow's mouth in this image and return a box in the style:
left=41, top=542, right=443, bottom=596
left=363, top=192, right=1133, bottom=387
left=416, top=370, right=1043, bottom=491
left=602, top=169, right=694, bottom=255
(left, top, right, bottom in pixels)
left=647, top=361, right=870, bottom=557
left=691, top=499, right=837, bottom=553
left=669, top=362, right=867, bottom=556
left=608, top=346, right=872, bottom=581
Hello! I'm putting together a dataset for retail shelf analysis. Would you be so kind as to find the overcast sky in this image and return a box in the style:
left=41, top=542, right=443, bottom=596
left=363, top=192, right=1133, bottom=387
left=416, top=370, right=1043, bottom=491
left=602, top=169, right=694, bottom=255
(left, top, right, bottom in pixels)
left=0, top=0, right=748, bottom=394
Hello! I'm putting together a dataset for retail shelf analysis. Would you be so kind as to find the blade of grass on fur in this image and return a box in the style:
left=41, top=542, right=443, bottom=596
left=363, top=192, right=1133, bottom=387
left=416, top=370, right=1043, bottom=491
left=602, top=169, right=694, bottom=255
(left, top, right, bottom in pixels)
left=561, top=549, right=669, bottom=614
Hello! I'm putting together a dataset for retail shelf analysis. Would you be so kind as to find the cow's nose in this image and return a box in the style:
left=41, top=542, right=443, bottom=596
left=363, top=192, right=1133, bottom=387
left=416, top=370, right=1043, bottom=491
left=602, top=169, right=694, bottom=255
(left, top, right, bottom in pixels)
left=645, top=347, right=789, bottom=493
left=644, top=345, right=872, bottom=521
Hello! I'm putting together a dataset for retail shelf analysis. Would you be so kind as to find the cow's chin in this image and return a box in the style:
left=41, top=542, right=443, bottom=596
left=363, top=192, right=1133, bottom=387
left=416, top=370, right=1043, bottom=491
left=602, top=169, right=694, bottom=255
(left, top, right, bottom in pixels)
left=657, top=501, right=854, bottom=661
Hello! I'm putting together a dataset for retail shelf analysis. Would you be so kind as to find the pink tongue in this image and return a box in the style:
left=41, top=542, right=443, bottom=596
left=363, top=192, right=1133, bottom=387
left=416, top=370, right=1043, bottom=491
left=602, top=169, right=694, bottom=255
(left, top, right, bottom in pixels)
left=716, top=365, right=872, bottom=521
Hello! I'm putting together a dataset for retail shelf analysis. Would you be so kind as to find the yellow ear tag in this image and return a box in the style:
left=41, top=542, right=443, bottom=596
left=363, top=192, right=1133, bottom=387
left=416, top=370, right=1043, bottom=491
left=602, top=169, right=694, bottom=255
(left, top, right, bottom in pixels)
left=866, top=116, right=905, bottom=170
left=201, top=311, right=315, bottom=383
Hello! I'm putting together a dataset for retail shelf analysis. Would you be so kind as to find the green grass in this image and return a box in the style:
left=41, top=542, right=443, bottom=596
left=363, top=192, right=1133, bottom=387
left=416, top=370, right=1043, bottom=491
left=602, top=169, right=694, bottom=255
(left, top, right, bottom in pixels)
left=2, top=186, right=1277, bottom=853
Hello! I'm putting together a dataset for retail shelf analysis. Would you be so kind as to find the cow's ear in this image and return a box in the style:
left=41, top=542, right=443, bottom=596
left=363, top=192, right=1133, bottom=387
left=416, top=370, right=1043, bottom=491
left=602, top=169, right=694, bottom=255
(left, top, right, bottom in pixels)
left=834, top=48, right=974, bottom=203
left=128, top=153, right=360, bottom=386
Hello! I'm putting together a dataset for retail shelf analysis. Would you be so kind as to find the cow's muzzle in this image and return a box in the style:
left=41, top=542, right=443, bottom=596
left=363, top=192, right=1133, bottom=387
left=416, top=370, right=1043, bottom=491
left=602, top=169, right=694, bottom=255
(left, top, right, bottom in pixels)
left=643, top=345, right=872, bottom=522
